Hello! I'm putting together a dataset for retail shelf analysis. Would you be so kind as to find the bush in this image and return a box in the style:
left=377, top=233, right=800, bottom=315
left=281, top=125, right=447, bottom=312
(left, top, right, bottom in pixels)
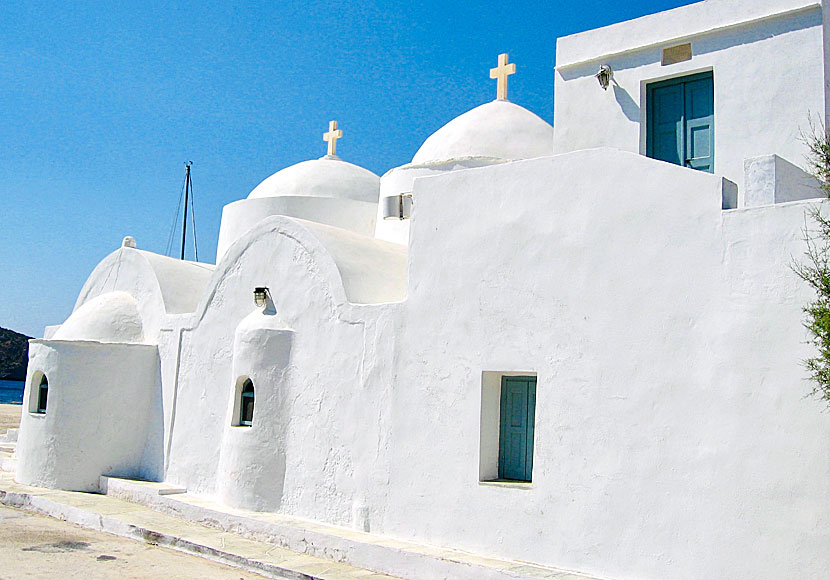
left=795, top=119, right=830, bottom=406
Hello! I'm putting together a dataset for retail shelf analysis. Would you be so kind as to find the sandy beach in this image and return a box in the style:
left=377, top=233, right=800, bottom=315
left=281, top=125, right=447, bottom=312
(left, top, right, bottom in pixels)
left=0, top=403, right=22, bottom=435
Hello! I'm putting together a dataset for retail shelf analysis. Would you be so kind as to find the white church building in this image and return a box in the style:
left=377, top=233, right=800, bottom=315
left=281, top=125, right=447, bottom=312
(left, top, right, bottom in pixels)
left=13, top=0, right=830, bottom=578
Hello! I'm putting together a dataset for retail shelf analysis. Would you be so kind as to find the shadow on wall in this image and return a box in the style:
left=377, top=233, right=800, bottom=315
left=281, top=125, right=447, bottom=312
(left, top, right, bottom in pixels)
left=139, top=352, right=165, bottom=482
left=613, top=83, right=640, bottom=122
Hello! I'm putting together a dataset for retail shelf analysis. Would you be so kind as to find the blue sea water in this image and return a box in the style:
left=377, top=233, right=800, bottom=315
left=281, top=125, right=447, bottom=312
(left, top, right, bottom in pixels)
left=0, top=379, right=24, bottom=405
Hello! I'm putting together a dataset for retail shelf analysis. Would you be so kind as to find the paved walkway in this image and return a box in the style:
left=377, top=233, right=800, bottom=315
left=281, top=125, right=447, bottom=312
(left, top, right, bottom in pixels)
left=0, top=502, right=271, bottom=579
left=0, top=403, right=21, bottom=434
left=0, top=472, right=401, bottom=580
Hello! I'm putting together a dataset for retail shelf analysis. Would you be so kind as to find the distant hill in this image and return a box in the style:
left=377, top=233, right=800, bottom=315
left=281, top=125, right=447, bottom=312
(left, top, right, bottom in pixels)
left=0, top=327, right=31, bottom=380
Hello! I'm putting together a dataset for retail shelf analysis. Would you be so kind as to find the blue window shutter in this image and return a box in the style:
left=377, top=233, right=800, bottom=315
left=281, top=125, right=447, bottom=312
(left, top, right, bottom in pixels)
left=498, top=376, right=537, bottom=482
left=684, top=76, right=714, bottom=172
left=648, top=83, right=684, bottom=166
left=647, top=72, right=714, bottom=174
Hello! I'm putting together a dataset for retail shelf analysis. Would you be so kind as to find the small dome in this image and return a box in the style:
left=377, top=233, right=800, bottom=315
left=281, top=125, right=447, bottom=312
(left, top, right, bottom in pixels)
left=53, top=292, right=144, bottom=344
left=412, top=100, right=554, bottom=165
left=248, top=156, right=379, bottom=203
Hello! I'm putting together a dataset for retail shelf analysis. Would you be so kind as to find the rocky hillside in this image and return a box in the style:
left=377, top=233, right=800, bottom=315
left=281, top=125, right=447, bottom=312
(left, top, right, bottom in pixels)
left=0, top=327, right=31, bottom=380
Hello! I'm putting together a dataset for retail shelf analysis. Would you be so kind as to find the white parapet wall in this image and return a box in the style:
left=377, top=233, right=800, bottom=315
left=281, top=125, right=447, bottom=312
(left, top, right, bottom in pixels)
left=744, top=153, right=822, bottom=206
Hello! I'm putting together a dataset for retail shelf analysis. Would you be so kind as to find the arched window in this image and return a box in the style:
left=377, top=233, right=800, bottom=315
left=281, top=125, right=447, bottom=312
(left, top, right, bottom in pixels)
left=35, top=374, right=48, bottom=414
left=239, top=379, right=254, bottom=426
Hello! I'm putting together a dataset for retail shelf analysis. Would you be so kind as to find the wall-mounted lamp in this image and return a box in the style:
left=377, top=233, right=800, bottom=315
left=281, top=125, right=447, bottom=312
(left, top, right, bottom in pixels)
left=253, top=287, right=271, bottom=308
left=382, top=193, right=413, bottom=220
left=595, top=64, right=612, bottom=90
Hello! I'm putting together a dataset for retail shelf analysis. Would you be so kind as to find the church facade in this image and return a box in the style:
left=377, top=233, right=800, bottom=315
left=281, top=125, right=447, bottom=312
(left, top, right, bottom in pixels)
left=13, top=1, right=830, bottom=578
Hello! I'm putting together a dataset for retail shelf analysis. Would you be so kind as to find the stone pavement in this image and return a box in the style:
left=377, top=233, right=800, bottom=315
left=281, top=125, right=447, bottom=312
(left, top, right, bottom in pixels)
left=0, top=403, right=21, bottom=436
left=0, top=472, right=400, bottom=580
left=0, top=502, right=271, bottom=579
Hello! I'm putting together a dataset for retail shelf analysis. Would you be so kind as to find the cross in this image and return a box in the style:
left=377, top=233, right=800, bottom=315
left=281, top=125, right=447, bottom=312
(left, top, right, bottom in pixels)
left=323, top=120, right=343, bottom=157
left=489, top=53, right=516, bottom=101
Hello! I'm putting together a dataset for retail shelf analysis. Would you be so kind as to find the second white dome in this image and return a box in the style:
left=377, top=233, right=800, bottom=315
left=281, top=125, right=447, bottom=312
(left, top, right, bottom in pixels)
left=411, top=100, right=554, bottom=165
left=248, top=156, right=379, bottom=203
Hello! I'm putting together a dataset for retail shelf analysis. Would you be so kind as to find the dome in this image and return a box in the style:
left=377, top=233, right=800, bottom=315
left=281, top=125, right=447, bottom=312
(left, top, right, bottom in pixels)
left=53, top=292, right=144, bottom=344
left=248, top=156, right=379, bottom=203
left=411, top=100, right=554, bottom=165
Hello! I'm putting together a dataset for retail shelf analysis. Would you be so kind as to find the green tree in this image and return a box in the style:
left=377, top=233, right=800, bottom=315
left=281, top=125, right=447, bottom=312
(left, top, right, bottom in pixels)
left=794, top=118, right=830, bottom=406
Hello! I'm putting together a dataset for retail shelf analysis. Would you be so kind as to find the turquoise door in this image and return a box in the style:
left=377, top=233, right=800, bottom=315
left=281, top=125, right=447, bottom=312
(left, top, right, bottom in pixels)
left=647, top=72, right=714, bottom=173
left=498, top=376, right=537, bottom=482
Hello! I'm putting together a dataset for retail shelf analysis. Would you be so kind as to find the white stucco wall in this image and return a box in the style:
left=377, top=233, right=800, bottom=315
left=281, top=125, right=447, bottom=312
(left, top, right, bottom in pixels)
left=16, top=340, right=161, bottom=492
left=554, top=0, right=826, bottom=201
left=162, top=217, right=403, bottom=529
left=216, top=309, right=294, bottom=512
left=67, top=246, right=214, bottom=473
left=744, top=153, right=822, bottom=206
left=378, top=148, right=830, bottom=580
left=376, top=159, right=506, bottom=245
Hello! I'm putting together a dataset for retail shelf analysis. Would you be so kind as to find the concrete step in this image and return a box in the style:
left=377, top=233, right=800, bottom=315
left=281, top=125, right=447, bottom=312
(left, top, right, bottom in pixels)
left=0, top=428, right=18, bottom=443
left=0, top=443, right=15, bottom=454
left=100, top=476, right=602, bottom=580
left=0, top=455, right=15, bottom=473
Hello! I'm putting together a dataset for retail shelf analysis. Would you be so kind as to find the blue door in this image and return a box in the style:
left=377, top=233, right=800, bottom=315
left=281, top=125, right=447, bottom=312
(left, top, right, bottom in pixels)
left=647, top=72, right=714, bottom=173
left=498, top=376, right=537, bottom=482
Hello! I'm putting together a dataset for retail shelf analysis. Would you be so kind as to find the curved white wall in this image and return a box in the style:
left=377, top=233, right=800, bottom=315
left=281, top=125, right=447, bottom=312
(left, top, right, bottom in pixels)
left=53, top=292, right=144, bottom=343
left=16, top=340, right=161, bottom=492
left=216, top=309, right=294, bottom=512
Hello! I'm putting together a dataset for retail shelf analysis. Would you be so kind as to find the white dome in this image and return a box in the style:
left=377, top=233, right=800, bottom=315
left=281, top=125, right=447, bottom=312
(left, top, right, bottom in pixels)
left=248, top=156, right=379, bottom=203
left=53, top=292, right=144, bottom=344
left=411, top=100, right=554, bottom=165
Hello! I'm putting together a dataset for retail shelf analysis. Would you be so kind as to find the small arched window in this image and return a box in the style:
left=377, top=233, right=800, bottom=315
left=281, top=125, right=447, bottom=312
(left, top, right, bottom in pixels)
left=239, top=379, right=254, bottom=426
left=35, top=374, right=48, bottom=414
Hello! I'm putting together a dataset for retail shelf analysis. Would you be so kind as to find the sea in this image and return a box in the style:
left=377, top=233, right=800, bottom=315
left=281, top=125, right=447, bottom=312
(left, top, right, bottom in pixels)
left=0, top=379, right=24, bottom=405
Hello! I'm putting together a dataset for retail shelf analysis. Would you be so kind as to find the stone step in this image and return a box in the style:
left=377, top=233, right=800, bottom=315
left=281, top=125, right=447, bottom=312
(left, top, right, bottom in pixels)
left=0, top=453, right=16, bottom=473
left=0, top=443, right=15, bottom=454
left=0, top=428, right=18, bottom=444
left=100, top=476, right=602, bottom=580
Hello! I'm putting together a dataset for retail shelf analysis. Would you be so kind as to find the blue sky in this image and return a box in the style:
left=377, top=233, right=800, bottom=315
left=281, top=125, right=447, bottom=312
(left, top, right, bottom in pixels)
left=0, top=0, right=699, bottom=337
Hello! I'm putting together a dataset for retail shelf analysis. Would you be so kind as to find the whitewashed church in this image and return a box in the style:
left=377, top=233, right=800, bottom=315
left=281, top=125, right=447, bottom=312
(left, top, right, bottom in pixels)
left=14, top=0, right=830, bottom=578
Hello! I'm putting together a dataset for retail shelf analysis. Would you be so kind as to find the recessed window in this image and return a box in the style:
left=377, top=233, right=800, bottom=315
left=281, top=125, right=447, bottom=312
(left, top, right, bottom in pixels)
left=480, top=372, right=537, bottom=484
left=239, top=379, right=254, bottom=426
left=31, top=373, right=48, bottom=414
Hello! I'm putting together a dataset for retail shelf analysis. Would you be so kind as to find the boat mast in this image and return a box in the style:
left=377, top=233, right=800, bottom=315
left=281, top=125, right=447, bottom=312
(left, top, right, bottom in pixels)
left=180, top=162, right=191, bottom=261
